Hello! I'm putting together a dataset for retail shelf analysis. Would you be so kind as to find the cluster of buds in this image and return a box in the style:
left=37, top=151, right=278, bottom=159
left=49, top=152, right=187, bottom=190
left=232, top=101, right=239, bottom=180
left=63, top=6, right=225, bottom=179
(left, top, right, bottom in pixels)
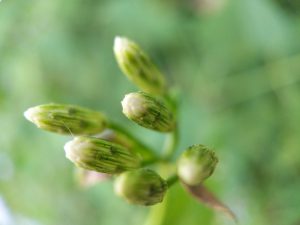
left=24, top=36, right=219, bottom=207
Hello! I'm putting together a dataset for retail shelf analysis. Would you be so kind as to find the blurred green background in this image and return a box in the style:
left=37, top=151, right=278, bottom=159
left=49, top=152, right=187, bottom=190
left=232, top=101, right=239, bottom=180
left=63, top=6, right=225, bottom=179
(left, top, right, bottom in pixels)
left=1, top=0, right=300, bottom=224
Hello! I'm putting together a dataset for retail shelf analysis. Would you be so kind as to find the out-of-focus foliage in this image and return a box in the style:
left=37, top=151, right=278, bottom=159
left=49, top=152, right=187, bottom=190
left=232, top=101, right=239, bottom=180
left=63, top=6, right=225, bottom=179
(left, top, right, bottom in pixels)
left=1, top=0, right=300, bottom=224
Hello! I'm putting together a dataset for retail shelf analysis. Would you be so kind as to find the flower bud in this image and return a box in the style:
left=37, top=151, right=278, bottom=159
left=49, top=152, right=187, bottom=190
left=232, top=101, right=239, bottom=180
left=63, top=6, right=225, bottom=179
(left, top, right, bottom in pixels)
left=114, top=169, right=168, bottom=206
left=24, top=103, right=107, bottom=135
left=121, top=92, right=175, bottom=132
left=64, top=136, right=141, bottom=174
left=114, top=36, right=166, bottom=95
left=177, top=145, right=218, bottom=185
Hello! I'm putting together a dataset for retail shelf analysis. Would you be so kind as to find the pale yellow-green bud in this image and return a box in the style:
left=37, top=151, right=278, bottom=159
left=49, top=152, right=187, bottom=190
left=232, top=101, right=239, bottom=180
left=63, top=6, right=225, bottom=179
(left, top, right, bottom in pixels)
left=64, top=136, right=141, bottom=174
left=24, top=103, right=107, bottom=135
left=177, top=145, right=218, bottom=185
left=121, top=92, right=175, bottom=132
left=114, top=36, right=166, bottom=95
left=114, top=168, right=168, bottom=206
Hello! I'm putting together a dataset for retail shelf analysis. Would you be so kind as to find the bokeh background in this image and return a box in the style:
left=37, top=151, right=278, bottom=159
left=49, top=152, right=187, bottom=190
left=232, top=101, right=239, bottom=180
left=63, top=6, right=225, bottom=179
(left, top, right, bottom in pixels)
left=1, top=0, right=300, bottom=224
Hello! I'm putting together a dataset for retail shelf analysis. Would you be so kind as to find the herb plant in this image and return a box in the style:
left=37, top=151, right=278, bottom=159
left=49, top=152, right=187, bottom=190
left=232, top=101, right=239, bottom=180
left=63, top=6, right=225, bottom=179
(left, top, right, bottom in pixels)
left=24, top=36, right=235, bottom=222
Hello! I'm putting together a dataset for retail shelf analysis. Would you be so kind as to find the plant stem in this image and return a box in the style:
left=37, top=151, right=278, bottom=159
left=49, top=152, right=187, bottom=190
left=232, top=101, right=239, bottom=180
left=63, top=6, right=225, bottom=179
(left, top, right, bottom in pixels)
left=108, top=121, right=159, bottom=161
left=162, top=127, right=178, bottom=160
left=166, top=174, right=178, bottom=187
left=141, top=158, right=159, bottom=167
left=162, top=91, right=180, bottom=160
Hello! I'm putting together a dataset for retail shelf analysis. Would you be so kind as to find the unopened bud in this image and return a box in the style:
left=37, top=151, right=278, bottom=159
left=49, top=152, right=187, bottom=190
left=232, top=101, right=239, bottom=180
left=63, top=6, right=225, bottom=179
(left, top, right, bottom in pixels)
left=121, top=92, right=175, bottom=132
left=114, top=36, right=166, bottom=95
left=114, top=169, right=168, bottom=206
left=24, top=104, right=107, bottom=135
left=64, top=136, right=141, bottom=174
left=177, top=145, right=218, bottom=185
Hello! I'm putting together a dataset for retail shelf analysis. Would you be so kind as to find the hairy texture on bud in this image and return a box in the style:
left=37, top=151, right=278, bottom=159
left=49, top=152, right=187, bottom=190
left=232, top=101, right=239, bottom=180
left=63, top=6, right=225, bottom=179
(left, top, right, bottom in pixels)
left=64, top=137, right=141, bottom=174
left=114, top=36, right=166, bottom=95
left=121, top=92, right=175, bottom=132
left=177, top=145, right=218, bottom=185
left=114, top=169, right=168, bottom=206
left=24, top=104, right=107, bottom=135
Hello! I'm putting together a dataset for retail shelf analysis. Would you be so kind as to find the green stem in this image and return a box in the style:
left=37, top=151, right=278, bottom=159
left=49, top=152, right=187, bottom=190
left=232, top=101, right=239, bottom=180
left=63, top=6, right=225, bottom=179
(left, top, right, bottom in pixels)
left=166, top=174, right=178, bottom=187
left=163, top=92, right=177, bottom=113
left=162, top=91, right=180, bottom=160
left=162, top=126, right=178, bottom=160
left=141, top=158, right=159, bottom=167
left=108, top=121, right=159, bottom=161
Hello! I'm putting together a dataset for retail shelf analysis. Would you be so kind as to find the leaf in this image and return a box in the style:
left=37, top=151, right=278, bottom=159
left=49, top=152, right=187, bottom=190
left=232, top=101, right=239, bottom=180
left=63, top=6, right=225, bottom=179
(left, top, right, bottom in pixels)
left=182, top=182, right=238, bottom=223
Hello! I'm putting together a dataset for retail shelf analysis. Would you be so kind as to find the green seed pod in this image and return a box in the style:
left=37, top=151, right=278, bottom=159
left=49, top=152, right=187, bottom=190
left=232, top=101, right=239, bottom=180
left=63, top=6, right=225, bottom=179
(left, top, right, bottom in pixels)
left=64, top=136, right=141, bottom=174
left=24, top=103, right=107, bottom=135
left=177, top=145, right=218, bottom=185
left=121, top=92, right=175, bottom=132
left=114, top=36, right=166, bottom=95
left=114, top=169, right=168, bottom=206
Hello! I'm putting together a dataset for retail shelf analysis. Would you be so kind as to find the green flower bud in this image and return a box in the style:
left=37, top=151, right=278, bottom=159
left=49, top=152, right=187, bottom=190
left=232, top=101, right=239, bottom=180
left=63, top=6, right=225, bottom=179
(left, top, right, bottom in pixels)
left=114, top=169, right=168, bottom=206
left=114, top=36, right=166, bottom=95
left=24, top=103, right=107, bottom=135
left=121, top=92, right=175, bottom=132
left=64, top=136, right=141, bottom=174
left=177, top=145, right=218, bottom=185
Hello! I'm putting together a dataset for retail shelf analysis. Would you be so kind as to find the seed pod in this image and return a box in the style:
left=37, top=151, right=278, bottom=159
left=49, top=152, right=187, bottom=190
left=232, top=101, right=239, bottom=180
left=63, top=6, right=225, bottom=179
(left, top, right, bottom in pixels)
left=177, top=145, right=218, bottom=185
left=121, top=92, right=175, bottom=132
left=114, top=36, right=166, bottom=95
left=114, top=168, right=168, bottom=206
left=64, top=136, right=141, bottom=174
left=24, top=103, right=107, bottom=135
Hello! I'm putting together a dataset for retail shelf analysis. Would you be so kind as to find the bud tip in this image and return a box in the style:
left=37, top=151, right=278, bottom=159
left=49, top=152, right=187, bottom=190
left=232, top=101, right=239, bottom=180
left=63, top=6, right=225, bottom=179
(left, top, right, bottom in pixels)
left=114, top=36, right=129, bottom=54
left=24, top=107, right=39, bottom=123
left=64, top=137, right=87, bottom=163
left=121, top=93, right=145, bottom=118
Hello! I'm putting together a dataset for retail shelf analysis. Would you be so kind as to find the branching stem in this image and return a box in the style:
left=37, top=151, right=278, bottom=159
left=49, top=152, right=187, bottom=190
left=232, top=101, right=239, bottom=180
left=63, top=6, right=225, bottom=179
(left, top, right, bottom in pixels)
left=108, top=121, right=159, bottom=162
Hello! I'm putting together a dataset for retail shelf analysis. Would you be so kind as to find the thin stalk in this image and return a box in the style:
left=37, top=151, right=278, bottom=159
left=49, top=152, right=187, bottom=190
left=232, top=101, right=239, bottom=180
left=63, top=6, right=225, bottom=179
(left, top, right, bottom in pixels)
left=108, top=121, right=159, bottom=161
left=141, top=158, right=159, bottom=167
left=162, top=126, right=178, bottom=160
left=162, top=91, right=180, bottom=160
left=166, top=174, right=178, bottom=187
